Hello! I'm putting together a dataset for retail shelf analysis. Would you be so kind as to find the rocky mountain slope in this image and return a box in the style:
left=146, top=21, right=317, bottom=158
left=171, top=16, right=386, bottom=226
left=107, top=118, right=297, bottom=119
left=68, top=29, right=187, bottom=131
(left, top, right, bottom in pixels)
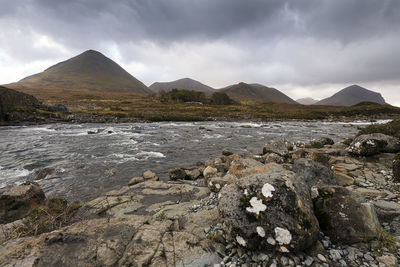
left=297, top=97, right=319, bottom=105
left=316, top=85, right=386, bottom=106
left=221, top=82, right=297, bottom=103
left=150, top=78, right=215, bottom=95
left=11, top=50, right=151, bottom=94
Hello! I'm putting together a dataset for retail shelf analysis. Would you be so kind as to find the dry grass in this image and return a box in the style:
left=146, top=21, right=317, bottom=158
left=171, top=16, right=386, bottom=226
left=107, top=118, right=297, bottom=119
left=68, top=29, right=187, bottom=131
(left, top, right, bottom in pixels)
left=2, top=198, right=82, bottom=242
left=7, top=85, right=400, bottom=121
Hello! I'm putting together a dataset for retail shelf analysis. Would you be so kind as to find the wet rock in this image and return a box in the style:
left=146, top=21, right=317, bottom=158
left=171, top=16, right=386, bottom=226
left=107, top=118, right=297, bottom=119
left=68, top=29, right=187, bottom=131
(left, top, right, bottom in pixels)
left=222, top=149, right=234, bottom=156
left=34, top=168, right=56, bottom=180
left=168, top=168, right=187, bottom=180
left=263, top=138, right=289, bottom=157
left=347, top=133, right=400, bottom=156
left=315, top=137, right=335, bottom=146
left=292, top=158, right=337, bottom=190
left=0, top=182, right=46, bottom=224
left=128, top=177, right=145, bottom=186
left=314, top=186, right=381, bottom=244
left=393, top=154, right=400, bottom=182
left=218, top=163, right=319, bottom=252
left=143, top=170, right=158, bottom=181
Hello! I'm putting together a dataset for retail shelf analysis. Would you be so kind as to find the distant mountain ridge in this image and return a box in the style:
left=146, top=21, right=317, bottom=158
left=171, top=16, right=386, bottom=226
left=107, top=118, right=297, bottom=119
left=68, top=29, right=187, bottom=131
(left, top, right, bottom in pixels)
left=221, top=82, right=296, bottom=103
left=297, top=97, right=319, bottom=105
left=316, top=85, right=386, bottom=106
left=150, top=78, right=215, bottom=95
left=14, top=50, right=151, bottom=94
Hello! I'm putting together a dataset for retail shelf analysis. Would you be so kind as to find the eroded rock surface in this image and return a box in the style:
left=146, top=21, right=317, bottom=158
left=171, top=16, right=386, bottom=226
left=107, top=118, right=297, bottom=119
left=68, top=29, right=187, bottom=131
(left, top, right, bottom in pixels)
left=218, top=163, right=319, bottom=253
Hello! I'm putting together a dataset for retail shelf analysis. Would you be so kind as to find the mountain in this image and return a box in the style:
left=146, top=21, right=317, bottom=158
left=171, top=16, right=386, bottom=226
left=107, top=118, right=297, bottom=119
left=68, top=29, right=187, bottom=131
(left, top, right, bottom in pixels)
left=150, top=78, right=215, bottom=95
left=0, top=86, right=40, bottom=120
left=14, top=50, right=151, bottom=94
left=221, top=82, right=296, bottom=103
left=315, top=85, right=386, bottom=106
left=297, top=97, right=319, bottom=105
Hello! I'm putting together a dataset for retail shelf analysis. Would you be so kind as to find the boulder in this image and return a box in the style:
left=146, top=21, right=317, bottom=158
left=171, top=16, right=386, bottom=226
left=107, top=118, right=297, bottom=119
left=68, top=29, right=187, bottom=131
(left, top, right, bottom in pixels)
left=315, top=137, right=334, bottom=146
left=347, top=133, right=400, bottom=156
left=292, top=159, right=337, bottom=190
left=185, top=169, right=201, bottom=180
left=222, top=149, right=233, bottom=156
left=377, top=255, right=398, bottom=267
left=313, top=186, right=381, bottom=244
left=227, top=157, right=264, bottom=176
left=262, top=138, right=289, bottom=157
left=371, top=200, right=400, bottom=221
left=393, top=154, right=400, bottom=182
left=203, top=166, right=217, bottom=179
left=218, top=163, right=319, bottom=253
left=0, top=182, right=46, bottom=224
left=142, top=170, right=158, bottom=181
left=168, top=168, right=187, bottom=180
left=262, top=153, right=284, bottom=164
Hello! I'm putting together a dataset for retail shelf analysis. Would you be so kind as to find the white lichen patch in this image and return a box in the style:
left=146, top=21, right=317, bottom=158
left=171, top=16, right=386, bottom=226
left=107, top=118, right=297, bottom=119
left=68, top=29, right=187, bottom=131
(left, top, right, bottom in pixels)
left=256, top=226, right=265, bottom=237
left=274, top=227, right=292, bottom=245
left=267, top=237, right=276, bottom=245
left=244, top=189, right=249, bottom=196
left=262, top=183, right=275, bottom=198
left=236, top=235, right=247, bottom=247
left=215, top=184, right=221, bottom=189
left=246, top=197, right=266, bottom=215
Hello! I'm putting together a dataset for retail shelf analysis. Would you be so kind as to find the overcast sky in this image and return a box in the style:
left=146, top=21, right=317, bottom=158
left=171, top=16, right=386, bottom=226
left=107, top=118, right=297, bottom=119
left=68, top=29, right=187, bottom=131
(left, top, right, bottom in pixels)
left=1, top=0, right=399, bottom=106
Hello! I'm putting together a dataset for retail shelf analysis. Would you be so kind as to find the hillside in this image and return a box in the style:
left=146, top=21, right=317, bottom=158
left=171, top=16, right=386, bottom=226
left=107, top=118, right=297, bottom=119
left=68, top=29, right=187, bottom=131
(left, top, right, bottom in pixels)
left=297, top=97, right=319, bottom=105
left=150, top=78, right=215, bottom=95
left=221, top=82, right=296, bottom=103
left=316, top=85, right=386, bottom=106
left=12, top=50, right=151, bottom=94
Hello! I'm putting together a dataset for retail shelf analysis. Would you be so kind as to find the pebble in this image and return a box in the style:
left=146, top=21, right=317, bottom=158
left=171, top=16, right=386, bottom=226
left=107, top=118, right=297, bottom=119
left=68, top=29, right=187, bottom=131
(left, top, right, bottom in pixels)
left=317, top=254, right=327, bottom=262
left=304, top=256, right=314, bottom=266
left=364, top=254, right=374, bottom=261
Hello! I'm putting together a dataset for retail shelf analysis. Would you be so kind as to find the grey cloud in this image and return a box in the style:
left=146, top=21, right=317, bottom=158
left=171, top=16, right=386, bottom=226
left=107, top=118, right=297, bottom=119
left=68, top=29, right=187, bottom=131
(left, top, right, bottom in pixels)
left=1, top=0, right=400, bottom=105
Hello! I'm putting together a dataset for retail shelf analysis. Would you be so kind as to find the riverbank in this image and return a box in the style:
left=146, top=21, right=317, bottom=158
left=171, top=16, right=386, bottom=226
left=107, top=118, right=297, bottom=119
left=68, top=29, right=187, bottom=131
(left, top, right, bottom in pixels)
left=1, top=97, right=400, bottom=126
left=1, top=128, right=400, bottom=266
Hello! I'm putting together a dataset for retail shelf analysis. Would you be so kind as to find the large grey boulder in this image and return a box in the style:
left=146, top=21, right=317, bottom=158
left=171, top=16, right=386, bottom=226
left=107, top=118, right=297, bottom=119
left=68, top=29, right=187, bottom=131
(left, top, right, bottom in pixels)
left=347, top=133, right=400, bottom=156
left=262, top=138, right=289, bottom=158
left=292, top=158, right=337, bottom=190
left=314, top=186, right=381, bottom=244
left=0, top=182, right=45, bottom=224
left=218, top=163, right=319, bottom=253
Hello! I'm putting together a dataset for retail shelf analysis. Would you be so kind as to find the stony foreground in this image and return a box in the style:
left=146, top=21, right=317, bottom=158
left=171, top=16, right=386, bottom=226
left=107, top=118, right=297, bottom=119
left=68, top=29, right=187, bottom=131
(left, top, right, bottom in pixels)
left=1, top=134, right=400, bottom=266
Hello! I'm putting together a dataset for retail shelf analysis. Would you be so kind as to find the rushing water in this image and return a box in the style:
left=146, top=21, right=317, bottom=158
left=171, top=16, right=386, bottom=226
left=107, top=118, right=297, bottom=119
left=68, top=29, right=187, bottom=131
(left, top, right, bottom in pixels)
left=0, top=121, right=382, bottom=201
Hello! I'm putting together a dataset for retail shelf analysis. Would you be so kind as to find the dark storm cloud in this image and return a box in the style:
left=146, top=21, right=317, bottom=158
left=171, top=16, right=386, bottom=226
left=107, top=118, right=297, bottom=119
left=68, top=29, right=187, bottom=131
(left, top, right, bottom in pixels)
left=1, top=0, right=400, bottom=105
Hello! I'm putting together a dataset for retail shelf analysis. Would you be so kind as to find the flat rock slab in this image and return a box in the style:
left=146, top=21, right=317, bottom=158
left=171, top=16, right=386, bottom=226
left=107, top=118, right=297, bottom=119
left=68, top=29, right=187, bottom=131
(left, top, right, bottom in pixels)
left=84, top=180, right=210, bottom=218
left=0, top=209, right=221, bottom=267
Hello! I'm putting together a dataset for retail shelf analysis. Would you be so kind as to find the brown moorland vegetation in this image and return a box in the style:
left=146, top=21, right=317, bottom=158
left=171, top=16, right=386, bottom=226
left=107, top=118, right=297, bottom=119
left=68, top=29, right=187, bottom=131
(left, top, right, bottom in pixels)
left=6, top=85, right=400, bottom=122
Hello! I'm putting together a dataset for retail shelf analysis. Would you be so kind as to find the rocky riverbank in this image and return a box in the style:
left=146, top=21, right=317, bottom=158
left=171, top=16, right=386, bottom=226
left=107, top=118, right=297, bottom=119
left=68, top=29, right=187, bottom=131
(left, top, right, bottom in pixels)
left=1, top=132, right=400, bottom=266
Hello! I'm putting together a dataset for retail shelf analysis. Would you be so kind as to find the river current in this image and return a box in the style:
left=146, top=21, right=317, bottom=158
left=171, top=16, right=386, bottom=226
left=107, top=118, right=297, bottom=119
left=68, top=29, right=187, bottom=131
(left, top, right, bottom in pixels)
left=0, top=121, right=381, bottom=201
